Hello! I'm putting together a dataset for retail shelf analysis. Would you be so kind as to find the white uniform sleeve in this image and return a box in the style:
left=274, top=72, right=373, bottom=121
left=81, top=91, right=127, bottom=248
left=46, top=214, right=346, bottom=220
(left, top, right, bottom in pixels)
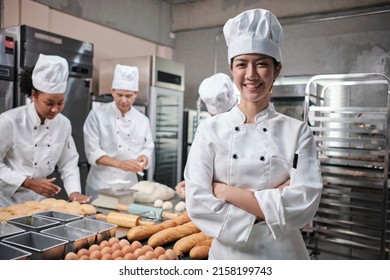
left=138, top=118, right=154, bottom=169
left=0, top=114, right=27, bottom=197
left=83, top=110, right=109, bottom=166
left=256, top=129, right=322, bottom=239
left=56, top=125, right=81, bottom=196
left=184, top=124, right=255, bottom=245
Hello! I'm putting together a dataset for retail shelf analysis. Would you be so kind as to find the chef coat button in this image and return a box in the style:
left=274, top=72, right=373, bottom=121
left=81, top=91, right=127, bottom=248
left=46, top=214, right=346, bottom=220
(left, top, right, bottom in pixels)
left=46, top=127, right=49, bottom=129
left=34, top=162, right=37, bottom=165
left=47, top=144, right=50, bottom=147
left=263, top=128, right=267, bottom=132
left=117, top=131, right=119, bottom=134
left=34, top=127, right=37, bottom=130
left=35, top=144, right=37, bottom=147
left=235, top=126, right=240, bottom=131
left=119, top=145, right=122, bottom=148
left=260, top=156, right=265, bottom=161
left=233, top=154, right=238, bottom=159
left=47, top=162, right=50, bottom=164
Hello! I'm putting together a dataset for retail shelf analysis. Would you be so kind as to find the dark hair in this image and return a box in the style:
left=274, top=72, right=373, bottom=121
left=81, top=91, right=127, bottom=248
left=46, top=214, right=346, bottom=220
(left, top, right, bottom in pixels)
left=18, top=66, right=38, bottom=97
left=229, top=55, right=281, bottom=70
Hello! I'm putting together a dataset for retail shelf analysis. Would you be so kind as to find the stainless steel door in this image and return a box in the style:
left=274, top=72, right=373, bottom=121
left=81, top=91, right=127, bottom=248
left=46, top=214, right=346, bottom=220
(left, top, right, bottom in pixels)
left=147, top=86, right=183, bottom=188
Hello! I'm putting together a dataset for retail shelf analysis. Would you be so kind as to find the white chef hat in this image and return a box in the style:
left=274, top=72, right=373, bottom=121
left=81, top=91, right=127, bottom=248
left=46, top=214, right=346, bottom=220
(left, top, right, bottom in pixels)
left=32, top=54, right=69, bottom=93
left=223, top=8, right=283, bottom=64
left=198, top=73, right=237, bottom=115
left=112, top=64, right=139, bottom=91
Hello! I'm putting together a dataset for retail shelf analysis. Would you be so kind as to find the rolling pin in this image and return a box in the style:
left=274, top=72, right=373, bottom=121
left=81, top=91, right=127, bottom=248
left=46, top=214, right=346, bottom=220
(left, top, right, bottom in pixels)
left=95, top=212, right=155, bottom=228
left=117, top=203, right=179, bottom=220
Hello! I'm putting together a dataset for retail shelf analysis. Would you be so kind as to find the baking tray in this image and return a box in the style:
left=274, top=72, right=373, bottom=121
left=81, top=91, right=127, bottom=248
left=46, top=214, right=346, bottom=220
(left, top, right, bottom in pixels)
left=2, top=231, right=68, bottom=260
left=0, top=222, right=25, bottom=240
left=42, top=225, right=96, bottom=253
left=7, top=215, right=60, bottom=232
left=0, top=241, right=31, bottom=260
left=67, top=218, right=117, bottom=244
left=32, top=211, right=83, bottom=224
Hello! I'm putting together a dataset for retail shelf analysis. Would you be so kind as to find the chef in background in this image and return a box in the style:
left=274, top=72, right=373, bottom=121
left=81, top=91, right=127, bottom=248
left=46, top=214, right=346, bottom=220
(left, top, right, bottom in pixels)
left=83, top=64, right=155, bottom=200
left=175, top=72, right=237, bottom=198
left=184, top=8, right=322, bottom=259
left=0, top=54, right=90, bottom=207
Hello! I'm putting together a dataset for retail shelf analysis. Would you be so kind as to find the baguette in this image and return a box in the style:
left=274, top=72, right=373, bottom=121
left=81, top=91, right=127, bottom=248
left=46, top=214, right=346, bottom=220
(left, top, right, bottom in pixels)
left=147, top=221, right=200, bottom=248
left=189, top=238, right=213, bottom=259
left=127, top=219, right=177, bottom=241
left=173, top=232, right=209, bottom=256
left=170, top=212, right=190, bottom=225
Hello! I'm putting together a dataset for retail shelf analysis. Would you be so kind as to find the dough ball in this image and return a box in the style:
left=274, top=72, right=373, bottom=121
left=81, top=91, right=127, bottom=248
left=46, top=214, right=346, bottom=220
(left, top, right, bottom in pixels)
left=131, top=181, right=175, bottom=203
left=162, top=201, right=173, bottom=210
left=80, top=204, right=97, bottom=215
left=174, top=201, right=186, bottom=212
left=40, top=198, right=57, bottom=205
left=153, top=199, right=164, bottom=208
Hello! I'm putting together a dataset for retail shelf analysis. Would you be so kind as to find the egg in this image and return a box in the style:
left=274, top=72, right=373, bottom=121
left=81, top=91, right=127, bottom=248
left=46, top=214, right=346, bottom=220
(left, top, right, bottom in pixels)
left=158, top=254, right=169, bottom=260
left=153, top=246, right=165, bottom=257
left=119, top=239, right=130, bottom=247
left=123, top=252, right=136, bottom=260
left=88, top=244, right=100, bottom=253
left=121, top=245, right=133, bottom=255
left=165, top=249, right=177, bottom=260
left=133, top=248, right=144, bottom=259
left=77, top=248, right=90, bottom=258
left=130, top=241, right=142, bottom=251
left=108, top=237, right=120, bottom=245
left=111, top=242, right=122, bottom=252
left=112, top=249, right=123, bottom=259
left=115, top=257, right=124, bottom=260
left=137, top=255, right=148, bottom=260
left=89, top=250, right=102, bottom=260
left=145, top=250, right=156, bottom=260
left=141, top=245, right=154, bottom=254
left=64, top=252, right=79, bottom=260
left=79, top=255, right=90, bottom=260
left=101, top=253, right=114, bottom=260
left=100, top=246, right=113, bottom=256
left=99, top=240, right=109, bottom=248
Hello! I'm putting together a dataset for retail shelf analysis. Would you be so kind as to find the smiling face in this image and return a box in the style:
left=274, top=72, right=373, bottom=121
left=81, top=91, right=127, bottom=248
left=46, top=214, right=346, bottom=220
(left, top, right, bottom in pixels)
left=32, top=90, right=65, bottom=123
left=112, top=89, right=137, bottom=115
left=230, top=54, right=281, bottom=110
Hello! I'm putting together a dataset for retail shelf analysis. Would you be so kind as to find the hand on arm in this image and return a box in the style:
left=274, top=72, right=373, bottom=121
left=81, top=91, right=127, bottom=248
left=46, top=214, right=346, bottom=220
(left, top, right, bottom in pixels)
left=96, top=156, right=144, bottom=173
left=23, top=177, right=61, bottom=197
left=69, top=192, right=91, bottom=203
left=213, top=182, right=265, bottom=220
left=175, top=180, right=186, bottom=198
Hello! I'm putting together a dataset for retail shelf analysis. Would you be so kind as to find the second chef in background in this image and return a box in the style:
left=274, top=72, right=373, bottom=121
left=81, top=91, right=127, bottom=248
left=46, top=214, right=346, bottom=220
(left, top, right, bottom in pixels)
left=83, top=64, right=155, bottom=200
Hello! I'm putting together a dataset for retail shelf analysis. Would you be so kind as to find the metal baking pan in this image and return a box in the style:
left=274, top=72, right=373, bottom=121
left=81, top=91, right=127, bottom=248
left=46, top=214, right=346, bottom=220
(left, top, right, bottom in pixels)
left=7, top=215, right=60, bottom=232
left=67, top=218, right=117, bottom=243
left=0, top=222, right=25, bottom=240
left=0, top=241, right=31, bottom=260
left=42, top=225, right=96, bottom=253
left=32, top=211, right=83, bottom=224
left=2, top=231, right=68, bottom=260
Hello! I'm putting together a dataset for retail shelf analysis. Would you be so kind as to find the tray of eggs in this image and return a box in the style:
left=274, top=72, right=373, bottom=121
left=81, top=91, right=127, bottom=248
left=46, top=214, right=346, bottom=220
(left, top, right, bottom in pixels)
left=64, top=236, right=177, bottom=260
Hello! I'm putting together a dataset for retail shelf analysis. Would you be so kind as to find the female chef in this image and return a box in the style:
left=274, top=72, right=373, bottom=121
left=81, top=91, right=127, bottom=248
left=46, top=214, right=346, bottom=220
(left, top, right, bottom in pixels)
left=0, top=54, right=90, bottom=207
left=83, top=64, right=155, bottom=200
left=184, top=9, right=323, bottom=259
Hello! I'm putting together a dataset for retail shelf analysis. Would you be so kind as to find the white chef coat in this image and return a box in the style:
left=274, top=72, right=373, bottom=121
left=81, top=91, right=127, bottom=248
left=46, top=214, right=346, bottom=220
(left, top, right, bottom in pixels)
left=83, top=102, right=154, bottom=196
left=0, top=103, right=81, bottom=207
left=184, top=104, right=323, bottom=260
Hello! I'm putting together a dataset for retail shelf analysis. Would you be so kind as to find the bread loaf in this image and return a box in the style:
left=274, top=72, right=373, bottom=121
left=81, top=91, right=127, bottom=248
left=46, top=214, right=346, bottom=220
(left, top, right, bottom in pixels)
left=127, top=219, right=177, bottom=241
left=147, top=221, right=200, bottom=248
left=173, top=232, right=208, bottom=256
left=170, top=212, right=190, bottom=225
left=189, top=238, right=213, bottom=259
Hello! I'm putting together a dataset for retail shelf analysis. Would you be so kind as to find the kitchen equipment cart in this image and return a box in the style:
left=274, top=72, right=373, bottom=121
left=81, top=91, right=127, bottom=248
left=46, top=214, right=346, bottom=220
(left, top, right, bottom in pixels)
left=303, top=73, right=390, bottom=259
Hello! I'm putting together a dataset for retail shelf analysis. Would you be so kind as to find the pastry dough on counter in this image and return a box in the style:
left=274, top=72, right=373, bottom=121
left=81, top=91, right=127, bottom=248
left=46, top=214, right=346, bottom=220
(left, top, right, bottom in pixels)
left=130, top=181, right=175, bottom=203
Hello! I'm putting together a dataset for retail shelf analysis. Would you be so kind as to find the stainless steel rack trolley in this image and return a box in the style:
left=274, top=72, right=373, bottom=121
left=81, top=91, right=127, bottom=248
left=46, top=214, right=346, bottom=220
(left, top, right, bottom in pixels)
left=303, top=73, right=390, bottom=259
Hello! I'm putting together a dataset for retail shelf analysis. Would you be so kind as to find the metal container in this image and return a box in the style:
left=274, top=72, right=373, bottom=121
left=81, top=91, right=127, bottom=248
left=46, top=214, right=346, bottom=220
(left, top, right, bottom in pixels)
left=0, top=241, right=31, bottom=260
left=42, top=225, right=96, bottom=253
left=2, top=231, right=68, bottom=260
left=67, top=218, right=117, bottom=243
left=32, top=211, right=83, bottom=224
left=0, top=222, right=25, bottom=240
left=6, top=215, right=60, bottom=232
